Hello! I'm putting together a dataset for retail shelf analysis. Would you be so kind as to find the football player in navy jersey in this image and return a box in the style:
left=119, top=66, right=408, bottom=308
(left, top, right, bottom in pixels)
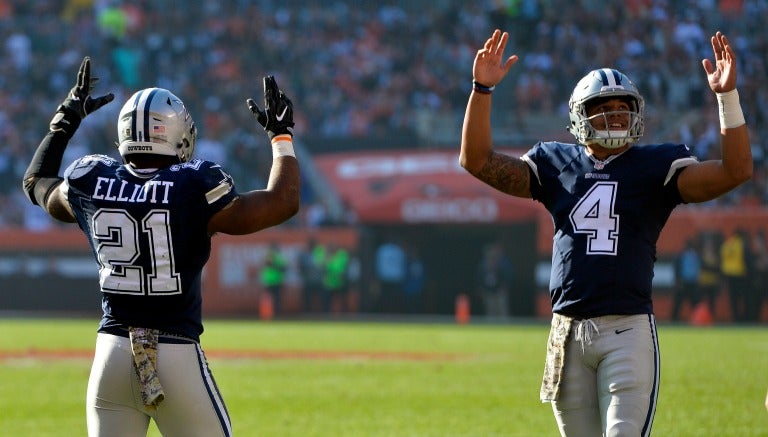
left=22, top=57, right=299, bottom=436
left=461, top=30, right=751, bottom=436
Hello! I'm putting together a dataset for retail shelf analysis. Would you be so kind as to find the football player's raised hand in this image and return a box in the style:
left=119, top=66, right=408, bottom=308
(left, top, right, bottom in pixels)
left=472, top=29, right=518, bottom=88
left=702, top=31, right=737, bottom=94
left=50, top=56, right=114, bottom=135
left=247, top=75, right=294, bottom=140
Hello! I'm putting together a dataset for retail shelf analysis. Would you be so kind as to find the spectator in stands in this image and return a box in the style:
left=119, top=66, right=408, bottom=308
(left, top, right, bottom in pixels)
left=299, top=237, right=327, bottom=313
left=402, top=244, right=426, bottom=314
left=323, top=243, right=350, bottom=313
left=697, top=231, right=723, bottom=318
left=720, top=228, right=752, bottom=322
left=373, top=235, right=407, bottom=313
left=672, top=237, right=702, bottom=322
left=475, top=243, right=514, bottom=318
left=748, top=229, right=768, bottom=322
left=5, top=1, right=768, bottom=228
left=260, top=242, right=288, bottom=316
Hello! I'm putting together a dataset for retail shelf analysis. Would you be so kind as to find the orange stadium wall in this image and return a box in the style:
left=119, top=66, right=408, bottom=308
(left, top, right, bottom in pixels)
left=0, top=229, right=100, bottom=315
left=201, top=228, right=359, bottom=315
left=0, top=228, right=358, bottom=317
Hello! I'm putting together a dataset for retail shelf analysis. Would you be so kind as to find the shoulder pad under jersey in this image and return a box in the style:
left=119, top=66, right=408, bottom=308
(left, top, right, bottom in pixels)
left=64, top=154, right=120, bottom=180
left=167, top=159, right=236, bottom=205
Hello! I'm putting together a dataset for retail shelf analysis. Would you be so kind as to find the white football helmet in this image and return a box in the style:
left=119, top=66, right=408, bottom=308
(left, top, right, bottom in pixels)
left=567, top=68, right=644, bottom=149
left=117, top=88, right=197, bottom=162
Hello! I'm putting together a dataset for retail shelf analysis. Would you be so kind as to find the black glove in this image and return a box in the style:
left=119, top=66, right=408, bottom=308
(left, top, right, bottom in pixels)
left=50, top=56, right=114, bottom=136
left=246, top=75, right=294, bottom=139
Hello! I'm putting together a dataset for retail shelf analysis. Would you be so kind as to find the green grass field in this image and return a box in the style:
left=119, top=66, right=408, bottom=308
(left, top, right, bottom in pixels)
left=0, top=318, right=766, bottom=436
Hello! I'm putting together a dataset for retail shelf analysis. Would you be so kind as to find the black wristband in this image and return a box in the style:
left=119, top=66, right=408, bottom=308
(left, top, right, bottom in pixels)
left=472, top=80, right=495, bottom=94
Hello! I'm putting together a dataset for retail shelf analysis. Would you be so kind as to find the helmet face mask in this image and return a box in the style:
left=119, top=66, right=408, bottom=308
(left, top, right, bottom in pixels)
left=117, top=88, right=197, bottom=162
left=567, top=68, right=644, bottom=149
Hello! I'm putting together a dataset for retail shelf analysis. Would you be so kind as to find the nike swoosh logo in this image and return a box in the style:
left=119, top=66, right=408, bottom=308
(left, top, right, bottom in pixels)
left=615, top=328, right=633, bottom=334
left=275, top=106, right=288, bottom=122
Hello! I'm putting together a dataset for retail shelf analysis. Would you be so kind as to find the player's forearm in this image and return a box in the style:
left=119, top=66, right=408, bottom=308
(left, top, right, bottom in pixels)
left=680, top=98, right=753, bottom=203
left=460, top=93, right=531, bottom=197
left=233, top=158, right=300, bottom=233
left=265, top=156, right=301, bottom=218
left=211, top=177, right=299, bottom=235
left=460, top=91, right=494, bottom=174
left=719, top=123, right=752, bottom=184
left=264, top=134, right=300, bottom=208
left=717, top=88, right=752, bottom=185
left=22, top=130, right=70, bottom=206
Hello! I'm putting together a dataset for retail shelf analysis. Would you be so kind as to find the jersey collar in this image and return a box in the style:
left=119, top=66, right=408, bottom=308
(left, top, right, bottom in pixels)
left=584, top=148, right=628, bottom=170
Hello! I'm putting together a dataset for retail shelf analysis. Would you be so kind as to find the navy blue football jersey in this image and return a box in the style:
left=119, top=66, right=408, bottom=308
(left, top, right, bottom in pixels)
left=61, top=154, right=238, bottom=341
left=522, top=142, right=697, bottom=317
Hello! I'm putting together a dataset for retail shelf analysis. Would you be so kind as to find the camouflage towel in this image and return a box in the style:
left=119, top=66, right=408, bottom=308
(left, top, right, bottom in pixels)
left=539, top=313, right=573, bottom=402
left=129, top=327, right=165, bottom=407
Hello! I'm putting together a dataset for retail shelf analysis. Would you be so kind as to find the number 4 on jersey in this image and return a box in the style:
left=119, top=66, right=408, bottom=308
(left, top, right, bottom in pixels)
left=569, top=181, right=619, bottom=255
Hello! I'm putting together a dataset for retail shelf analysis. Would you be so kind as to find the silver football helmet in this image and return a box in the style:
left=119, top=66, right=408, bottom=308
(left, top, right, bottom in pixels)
left=567, top=68, right=644, bottom=149
left=117, top=88, right=197, bottom=162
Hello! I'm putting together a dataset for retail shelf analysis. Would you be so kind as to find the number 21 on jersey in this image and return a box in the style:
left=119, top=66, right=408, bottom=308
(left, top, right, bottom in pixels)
left=92, top=208, right=182, bottom=295
left=569, top=181, right=619, bottom=256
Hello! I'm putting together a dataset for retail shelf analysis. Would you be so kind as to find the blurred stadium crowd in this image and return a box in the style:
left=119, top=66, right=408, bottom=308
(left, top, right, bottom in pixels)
left=1, top=0, right=766, bottom=229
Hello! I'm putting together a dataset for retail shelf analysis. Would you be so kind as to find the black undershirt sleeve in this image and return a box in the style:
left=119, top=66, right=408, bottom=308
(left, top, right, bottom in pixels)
left=22, top=128, right=76, bottom=206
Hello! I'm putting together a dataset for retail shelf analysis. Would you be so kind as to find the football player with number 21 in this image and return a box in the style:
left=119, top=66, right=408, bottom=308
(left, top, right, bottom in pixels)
left=461, top=30, right=751, bottom=436
left=22, top=57, right=299, bottom=436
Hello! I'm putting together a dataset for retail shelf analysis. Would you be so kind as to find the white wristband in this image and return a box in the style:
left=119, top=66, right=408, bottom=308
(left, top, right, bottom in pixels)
left=271, top=135, right=295, bottom=158
left=717, top=89, right=745, bottom=129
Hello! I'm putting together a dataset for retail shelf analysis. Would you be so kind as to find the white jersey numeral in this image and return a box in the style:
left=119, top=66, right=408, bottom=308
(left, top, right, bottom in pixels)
left=92, top=209, right=181, bottom=295
left=569, top=181, right=620, bottom=255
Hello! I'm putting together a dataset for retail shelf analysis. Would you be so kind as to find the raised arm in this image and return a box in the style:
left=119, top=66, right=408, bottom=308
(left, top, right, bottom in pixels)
left=459, top=29, right=531, bottom=198
left=677, top=31, right=752, bottom=203
left=22, top=56, right=114, bottom=222
left=208, top=76, right=300, bottom=235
